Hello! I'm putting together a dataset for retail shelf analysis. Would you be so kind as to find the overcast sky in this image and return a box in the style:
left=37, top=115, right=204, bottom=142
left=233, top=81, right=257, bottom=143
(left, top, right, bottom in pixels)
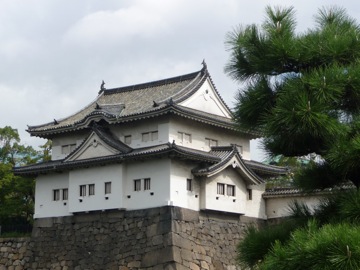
left=1, top=0, right=359, bottom=161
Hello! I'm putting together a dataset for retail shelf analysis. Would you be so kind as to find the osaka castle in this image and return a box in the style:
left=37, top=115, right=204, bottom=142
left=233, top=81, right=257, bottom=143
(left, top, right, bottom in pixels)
left=14, top=62, right=288, bottom=219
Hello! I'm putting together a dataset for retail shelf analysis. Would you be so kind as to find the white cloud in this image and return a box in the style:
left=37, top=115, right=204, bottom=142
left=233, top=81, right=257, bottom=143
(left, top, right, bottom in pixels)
left=63, top=4, right=172, bottom=47
left=1, top=0, right=360, bottom=160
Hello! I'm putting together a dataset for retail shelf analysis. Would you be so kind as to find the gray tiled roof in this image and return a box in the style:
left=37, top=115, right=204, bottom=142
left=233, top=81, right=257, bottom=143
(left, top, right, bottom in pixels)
left=244, top=160, right=289, bottom=176
left=263, top=184, right=355, bottom=198
left=191, top=145, right=287, bottom=178
left=13, top=135, right=285, bottom=180
left=27, top=63, right=247, bottom=138
left=13, top=142, right=220, bottom=176
left=192, top=146, right=237, bottom=175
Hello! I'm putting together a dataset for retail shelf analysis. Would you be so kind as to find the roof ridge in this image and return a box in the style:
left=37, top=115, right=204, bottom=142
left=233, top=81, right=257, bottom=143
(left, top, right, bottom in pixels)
left=103, top=69, right=202, bottom=95
left=210, top=145, right=235, bottom=151
left=154, top=70, right=205, bottom=106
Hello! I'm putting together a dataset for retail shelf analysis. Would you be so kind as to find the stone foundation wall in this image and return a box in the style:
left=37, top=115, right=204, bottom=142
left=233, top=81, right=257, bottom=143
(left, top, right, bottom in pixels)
left=0, top=207, right=263, bottom=269
left=0, top=237, right=31, bottom=270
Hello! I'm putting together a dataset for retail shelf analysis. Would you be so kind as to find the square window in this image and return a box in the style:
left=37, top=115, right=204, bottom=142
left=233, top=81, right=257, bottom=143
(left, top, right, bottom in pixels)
left=89, top=184, right=95, bottom=196
left=105, top=182, right=112, bottom=194
left=217, top=183, right=225, bottom=195
left=134, top=179, right=141, bottom=191
left=144, top=178, right=151, bottom=190
left=178, top=132, right=192, bottom=143
left=61, top=145, right=69, bottom=155
left=227, top=185, right=235, bottom=196
left=53, top=189, right=60, bottom=201
left=187, top=179, right=192, bottom=191
left=151, top=131, right=158, bottom=141
left=80, top=185, right=86, bottom=197
left=142, top=133, right=150, bottom=142
left=205, top=138, right=210, bottom=147
left=62, top=144, right=76, bottom=154
left=177, top=132, right=183, bottom=141
left=62, top=188, right=68, bottom=200
left=205, top=138, right=218, bottom=147
left=124, top=135, right=132, bottom=145
left=184, top=133, right=191, bottom=143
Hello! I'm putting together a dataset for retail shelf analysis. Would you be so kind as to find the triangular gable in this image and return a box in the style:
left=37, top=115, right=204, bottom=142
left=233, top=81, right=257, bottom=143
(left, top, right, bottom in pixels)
left=193, top=150, right=263, bottom=185
left=179, top=78, right=232, bottom=118
left=209, top=154, right=263, bottom=185
left=65, top=132, right=120, bottom=162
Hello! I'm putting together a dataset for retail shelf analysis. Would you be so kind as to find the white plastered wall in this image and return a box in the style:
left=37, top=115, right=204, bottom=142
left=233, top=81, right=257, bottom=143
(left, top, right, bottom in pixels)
left=201, top=167, right=247, bottom=214
left=111, top=117, right=170, bottom=148
left=169, top=159, right=200, bottom=210
left=124, top=159, right=171, bottom=210
left=51, top=133, right=86, bottom=160
left=169, top=117, right=251, bottom=160
left=266, top=195, right=324, bottom=219
left=245, top=183, right=267, bottom=219
left=34, top=173, right=70, bottom=218
left=68, top=133, right=118, bottom=161
left=179, top=78, right=232, bottom=118
left=68, top=164, right=124, bottom=213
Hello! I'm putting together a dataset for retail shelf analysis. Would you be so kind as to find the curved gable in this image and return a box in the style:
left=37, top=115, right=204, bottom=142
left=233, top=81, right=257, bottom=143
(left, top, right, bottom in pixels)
left=179, top=78, right=232, bottom=118
left=65, top=132, right=120, bottom=161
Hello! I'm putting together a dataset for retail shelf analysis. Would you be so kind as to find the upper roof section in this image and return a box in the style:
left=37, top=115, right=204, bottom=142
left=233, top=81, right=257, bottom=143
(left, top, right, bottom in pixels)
left=27, top=62, right=249, bottom=138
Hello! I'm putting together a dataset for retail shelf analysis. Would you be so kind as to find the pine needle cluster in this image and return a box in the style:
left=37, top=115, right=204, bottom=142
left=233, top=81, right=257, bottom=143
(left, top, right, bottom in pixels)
left=226, top=6, right=360, bottom=188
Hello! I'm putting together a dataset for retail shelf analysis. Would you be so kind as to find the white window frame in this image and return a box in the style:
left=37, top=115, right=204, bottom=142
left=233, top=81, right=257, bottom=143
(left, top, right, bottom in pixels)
left=80, top=185, right=86, bottom=197
left=62, top=188, right=68, bottom=201
left=227, top=185, right=236, bottom=197
left=142, top=131, right=158, bottom=142
left=144, top=178, right=151, bottom=190
left=178, top=131, right=192, bottom=143
left=53, top=189, right=60, bottom=201
left=61, top=143, right=77, bottom=155
left=134, top=179, right=141, bottom=191
left=89, top=184, right=95, bottom=196
left=151, top=131, right=158, bottom=141
left=217, top=183, right=236, bottom=197
left=217, top=183, right=225, bottom=195
left=205, top=138, right=218, bottom=147
left=186, top=179, right=192, bottom=191
left=105, top=182, right=112, bottom=194
left=124, top=135, right=132, bottom=145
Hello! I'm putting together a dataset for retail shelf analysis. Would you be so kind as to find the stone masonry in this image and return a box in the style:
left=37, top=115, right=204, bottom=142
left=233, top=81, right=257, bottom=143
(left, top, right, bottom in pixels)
left=0, top=237, right=31, bottom=270
left=0, top=206, right=263, bottom=269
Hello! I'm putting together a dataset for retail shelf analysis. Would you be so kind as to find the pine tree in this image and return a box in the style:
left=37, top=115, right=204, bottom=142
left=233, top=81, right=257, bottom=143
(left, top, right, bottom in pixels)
left=226, top=6, right=360, bottom=189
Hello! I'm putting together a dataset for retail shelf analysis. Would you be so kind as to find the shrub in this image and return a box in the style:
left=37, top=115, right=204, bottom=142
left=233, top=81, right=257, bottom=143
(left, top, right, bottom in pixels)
left=260, top=221, right=360, bottom=270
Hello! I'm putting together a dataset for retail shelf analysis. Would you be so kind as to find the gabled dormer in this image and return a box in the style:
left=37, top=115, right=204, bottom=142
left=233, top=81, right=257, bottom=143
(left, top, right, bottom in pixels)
left=65, top=124, right=132, bottom=162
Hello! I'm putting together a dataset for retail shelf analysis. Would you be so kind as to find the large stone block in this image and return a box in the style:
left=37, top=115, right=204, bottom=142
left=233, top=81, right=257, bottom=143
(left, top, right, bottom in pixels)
left=140, top=247, right=174, bottom=267
left=0, top=206, right=264, bottom=269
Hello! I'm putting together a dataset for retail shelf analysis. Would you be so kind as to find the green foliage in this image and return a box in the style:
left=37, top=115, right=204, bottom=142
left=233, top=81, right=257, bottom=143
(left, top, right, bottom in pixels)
left=237, top=220, right=302, bottom=269
left=260, top=221, right=360, bottom=270
left=39, top=140, right=52, bottom=162
left=229, top=6, right=360, bottom=269
left=226, top=5, right=360, bottom=188
left=293, top=162, right=344, bottom=190
left=0, top=126, right=47, bottom=230
left=0, top=231, right=31, bottom=238
left=238, top=190, right=360, bottom=269
left=314, top=189, right=360, bottom=224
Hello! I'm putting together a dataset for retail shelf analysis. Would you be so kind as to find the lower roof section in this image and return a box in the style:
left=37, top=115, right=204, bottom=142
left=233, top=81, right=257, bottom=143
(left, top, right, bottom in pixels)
left=14, top=142, right=287, bottom=183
